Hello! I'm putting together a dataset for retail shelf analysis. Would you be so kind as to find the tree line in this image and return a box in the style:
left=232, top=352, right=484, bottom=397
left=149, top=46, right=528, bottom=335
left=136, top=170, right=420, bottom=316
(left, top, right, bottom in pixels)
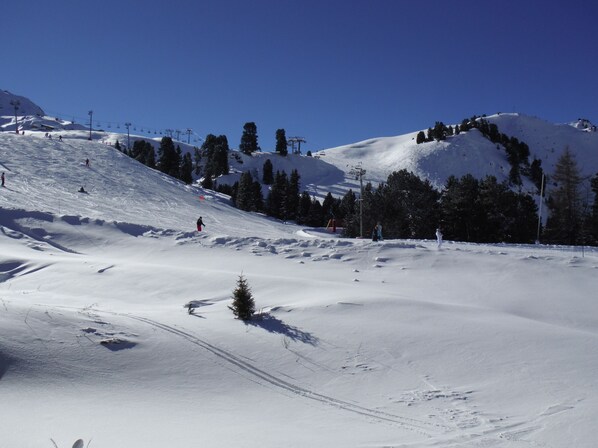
left=115, top=121, right=598, bottom=246
left=416, top=115, right=544, bottom=189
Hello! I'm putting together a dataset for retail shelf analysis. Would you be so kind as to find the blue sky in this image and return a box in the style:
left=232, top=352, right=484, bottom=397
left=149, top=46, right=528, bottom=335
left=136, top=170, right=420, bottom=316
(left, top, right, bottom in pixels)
left=2, top=0, right=597, bottom=151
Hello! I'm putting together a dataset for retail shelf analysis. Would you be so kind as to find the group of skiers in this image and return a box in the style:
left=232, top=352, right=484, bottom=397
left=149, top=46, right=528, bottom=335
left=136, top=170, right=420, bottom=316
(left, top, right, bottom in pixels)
left=372, top=222, right=443, bottom=248
left=43, top=133, right=63, bottom=141
left=372, top=223, right=383, bottom=242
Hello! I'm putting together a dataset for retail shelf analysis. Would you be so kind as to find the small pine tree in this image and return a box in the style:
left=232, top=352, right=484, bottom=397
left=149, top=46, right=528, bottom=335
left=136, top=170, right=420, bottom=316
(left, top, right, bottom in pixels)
left=275, top=129, right=288, bottom=156
left=229, top=275, right=255, bottom=321
left=239, top=122, right=260, bottom=155
left=262, top=159, right=274, bottom=184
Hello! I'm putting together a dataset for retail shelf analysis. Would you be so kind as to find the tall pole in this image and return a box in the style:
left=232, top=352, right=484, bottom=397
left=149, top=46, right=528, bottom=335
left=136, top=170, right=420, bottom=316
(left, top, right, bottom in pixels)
left=88, top=110, right=93, bottom=140
left=359, top=170, right=364, bottom=238
left=350, top=163, right=366, bottom=238
left=536, top=173, right=545, bottom=244
left=186, top=128, right=193, bottom=144
left=10, top=100, right=20, bottom=134
left=124, top=122, right=131, bottom=149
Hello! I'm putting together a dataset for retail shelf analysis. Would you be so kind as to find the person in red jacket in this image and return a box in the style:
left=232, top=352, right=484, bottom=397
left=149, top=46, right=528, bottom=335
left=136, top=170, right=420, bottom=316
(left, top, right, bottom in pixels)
left=196, top=216, right=205, bottom=232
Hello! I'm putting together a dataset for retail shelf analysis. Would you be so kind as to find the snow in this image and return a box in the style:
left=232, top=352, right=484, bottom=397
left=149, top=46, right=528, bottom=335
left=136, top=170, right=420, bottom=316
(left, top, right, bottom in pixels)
left=2, top=110, right=598, bottom=447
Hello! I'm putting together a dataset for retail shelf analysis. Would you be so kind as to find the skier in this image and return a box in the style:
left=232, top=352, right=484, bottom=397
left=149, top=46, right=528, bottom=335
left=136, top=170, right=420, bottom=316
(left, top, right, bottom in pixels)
left=85, top=158, right=90, bottom=167
left=377, top=222, right=383, bottom=241
left=1, top=172, right=5, bottom=187
left=196, top=216, right=205, bottom=232
left=436, top=227, right=443, bottom=249
left=372, top=224, right=379, bottom=242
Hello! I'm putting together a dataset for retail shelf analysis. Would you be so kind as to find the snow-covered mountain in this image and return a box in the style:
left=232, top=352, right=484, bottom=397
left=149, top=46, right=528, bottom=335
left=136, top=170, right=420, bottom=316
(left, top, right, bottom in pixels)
left=2, top=92, right=598, bottom=448
left=3, top=90, right=598, bottom=202
left=316, top=113, right=598, bottom=195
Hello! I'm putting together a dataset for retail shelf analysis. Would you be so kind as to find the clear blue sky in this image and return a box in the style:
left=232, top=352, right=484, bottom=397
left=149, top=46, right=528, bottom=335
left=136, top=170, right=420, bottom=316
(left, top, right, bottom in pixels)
left=2, top=0, right=597, bottom=151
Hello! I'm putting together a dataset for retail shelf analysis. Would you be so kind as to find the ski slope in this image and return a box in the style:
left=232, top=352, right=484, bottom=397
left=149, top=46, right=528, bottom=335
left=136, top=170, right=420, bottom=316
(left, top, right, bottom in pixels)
left=1, top=129, right=598, bottom=448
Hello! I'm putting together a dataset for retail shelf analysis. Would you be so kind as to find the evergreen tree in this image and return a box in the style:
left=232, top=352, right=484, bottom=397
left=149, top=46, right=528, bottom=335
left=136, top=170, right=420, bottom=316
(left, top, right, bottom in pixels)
left=338, top=189, right=357, bottom=234
left=322, top=192, right=336, bottom=221
left=229, top=275, right=255, bottom=321
left=307, top=197, right=324, bottom=226
left=144, top=142, right=156, bottom=168
left=129, top=140, right=143, bottom=161
left=115, top=140, right=121, bottom=151
left=296, top=191, right=312, bottom=225
left=530, top=158, right=544, bottom=193
left=180, top=152, right=193, bottom=184
left=214, top=136, right=230, bottom=176
left=544, top=147, right=584, bottom=244
left=477, top=176, right=512, bottom=242
left=239, top=122, right=260, bottom=155
left=285, top=169, right=300, bottom=221
left=432, top=121, right=448, bottom=141
left=266, top=171, right=288, bottom=219
left=157, top=137, right=178, bottom=177
left=275, top=129, right=288, bottom=156
left=251, top=180, right=264, bottom=212
left=589, top=173, right=598, bottom=244
left=440, top=174, right=482, bottom=242
left=236, top=171, right=255, bottom=211
left=201, top=134, right=229, bottom=179
left=201, top=168, right=214, bottom=189
left=174, top=146, right=183, bottom=178
left=262, top=159, right=274, bottom=185
left=416, top=131, right=426, bottom=144
left=193, top=147, right=202, bottom=175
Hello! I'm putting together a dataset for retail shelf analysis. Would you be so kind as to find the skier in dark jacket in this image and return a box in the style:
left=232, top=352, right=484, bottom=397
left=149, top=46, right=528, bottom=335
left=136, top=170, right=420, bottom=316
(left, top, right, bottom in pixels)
left=1, top=172, right=5, bottom=187
left=196, top=216, right=205, bottom=232
left=372, top=224, right=379, bottom=242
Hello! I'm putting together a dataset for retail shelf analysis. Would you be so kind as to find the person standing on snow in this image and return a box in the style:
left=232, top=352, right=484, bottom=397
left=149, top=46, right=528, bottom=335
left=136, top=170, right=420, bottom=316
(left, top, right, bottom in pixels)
left=377, top=222, right=383, bottom=241
left=436, top=227, right=443, bottom=249
left=372, top=224, right=379, bottom=242
left=1, top=172, right=5, bottom=187
left=196, top=216, right=205, bottom=232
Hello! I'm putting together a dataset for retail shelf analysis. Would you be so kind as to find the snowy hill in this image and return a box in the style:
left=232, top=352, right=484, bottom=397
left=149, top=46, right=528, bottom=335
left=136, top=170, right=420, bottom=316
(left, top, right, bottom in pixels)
left=317, top=113, right=598, bottom=194
left=0, top=90, right=45, bottom=117
left=1, top=90, right=86, bottom=134
left=2, top=95, right=598, bottom=448
left=3, top=90, right=598, bottom=201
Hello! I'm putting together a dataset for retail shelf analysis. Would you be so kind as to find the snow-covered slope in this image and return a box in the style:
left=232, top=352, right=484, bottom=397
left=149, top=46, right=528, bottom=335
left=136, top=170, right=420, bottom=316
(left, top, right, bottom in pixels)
left=318, top=113, right=598, bottom=194
left=2, top=121, right=598, bottom=448
left=0, top=90, right=44, bottom=117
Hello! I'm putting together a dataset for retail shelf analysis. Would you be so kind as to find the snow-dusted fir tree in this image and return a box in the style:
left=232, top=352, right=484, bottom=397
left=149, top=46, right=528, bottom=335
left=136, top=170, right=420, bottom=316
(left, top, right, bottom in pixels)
left=229, top=275, right=255, bottom=321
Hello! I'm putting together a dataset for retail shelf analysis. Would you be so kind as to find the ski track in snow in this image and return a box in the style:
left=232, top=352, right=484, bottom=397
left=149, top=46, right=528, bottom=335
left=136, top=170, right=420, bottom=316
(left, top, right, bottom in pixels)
left=91, top=308, right=451, bottom=437
left=74, top=307, right=558, bottom=447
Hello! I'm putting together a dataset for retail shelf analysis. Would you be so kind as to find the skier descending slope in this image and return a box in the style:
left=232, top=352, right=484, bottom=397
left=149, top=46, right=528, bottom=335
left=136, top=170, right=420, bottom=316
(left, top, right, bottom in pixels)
left=196, top=216, right=205, bottom=232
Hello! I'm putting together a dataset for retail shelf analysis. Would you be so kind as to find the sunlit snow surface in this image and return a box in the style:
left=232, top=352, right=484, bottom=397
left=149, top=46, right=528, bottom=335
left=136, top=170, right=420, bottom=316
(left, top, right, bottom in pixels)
left=1, top=131, right=598, bottom=448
